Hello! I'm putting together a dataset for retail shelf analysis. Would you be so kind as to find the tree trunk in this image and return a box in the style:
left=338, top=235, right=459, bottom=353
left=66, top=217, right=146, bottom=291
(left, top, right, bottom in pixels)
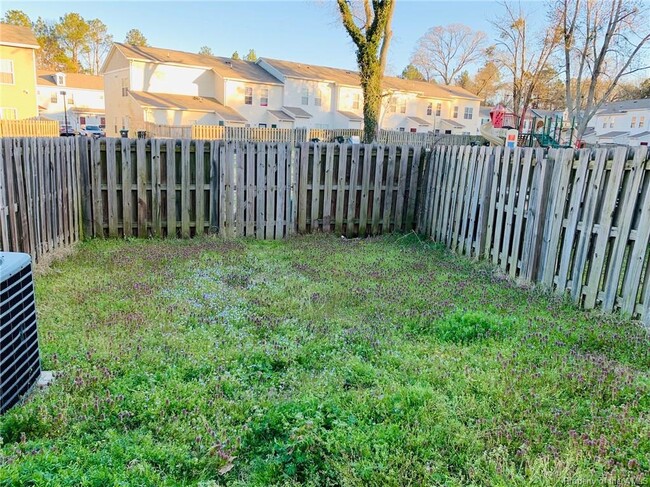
left=359, top=62, right=382, bottom=143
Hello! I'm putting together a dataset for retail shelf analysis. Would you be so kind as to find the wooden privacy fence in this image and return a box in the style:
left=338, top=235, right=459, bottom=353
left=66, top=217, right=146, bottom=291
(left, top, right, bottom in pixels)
left=0, top=137, right=82, bottom=262
left=78, top=139, right=424, bottom=241
left=2, top=136, right=649, bottom=326
left=0, top=120, right=59, bottom=138
left=418, top=145, right=650, bottom=325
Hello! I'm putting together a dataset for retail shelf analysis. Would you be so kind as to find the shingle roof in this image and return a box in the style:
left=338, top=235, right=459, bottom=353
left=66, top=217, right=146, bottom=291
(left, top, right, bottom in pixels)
left=37, top=71, right=104, bottom=90
left=408, top=116, right=431, bottom=126
left=261, top=57, right=481, bottom=101
left=338, top=110, right=363, bottom=121
left=114, top=43, right=282, bottom=85
left=282, top=106, right=312, bottom=118
left=441, top=119, right=465, bottom=129
left=268, top=110, right=294, bottom=121
left=0, top=23, right=39, bottom=48
left=629, top=131, right=650, bottom=138
left=597, top=98, right=650, bottom=114
left=599, top=131, right=629, bottom=138
left=261, top=58, right=360, bottom=86
left=129, top=91, right=247, bottom=122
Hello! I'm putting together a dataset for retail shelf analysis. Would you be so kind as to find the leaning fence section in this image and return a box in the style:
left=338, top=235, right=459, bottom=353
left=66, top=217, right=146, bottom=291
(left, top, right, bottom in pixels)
left=0, top=137, right=81, bottom=262
left=418, top=145, right=650, bottom=325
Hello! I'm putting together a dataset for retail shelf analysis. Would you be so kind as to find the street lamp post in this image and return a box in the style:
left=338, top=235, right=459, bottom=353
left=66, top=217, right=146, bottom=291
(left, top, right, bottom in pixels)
left=60, top=90, right=68, bottom=134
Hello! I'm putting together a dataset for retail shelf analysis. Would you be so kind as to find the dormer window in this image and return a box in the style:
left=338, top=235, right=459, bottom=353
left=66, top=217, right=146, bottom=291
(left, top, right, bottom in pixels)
left=55, top=72, right=66, bottom=86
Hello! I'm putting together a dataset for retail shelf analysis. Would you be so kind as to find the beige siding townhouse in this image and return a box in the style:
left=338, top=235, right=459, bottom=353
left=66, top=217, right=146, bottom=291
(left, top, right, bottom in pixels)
left=0, top=23, right=39, bottom=120
left=101, top=41, right=482, bottom=136
left=101, top=43, right=283, bottom=136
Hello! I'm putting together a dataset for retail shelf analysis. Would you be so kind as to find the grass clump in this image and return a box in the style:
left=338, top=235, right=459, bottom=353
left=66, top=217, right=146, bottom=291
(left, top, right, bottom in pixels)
left=434, top=310, right=514, bottom=344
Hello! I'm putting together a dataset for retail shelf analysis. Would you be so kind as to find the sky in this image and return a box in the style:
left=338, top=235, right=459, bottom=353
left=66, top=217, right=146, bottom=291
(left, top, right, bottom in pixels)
left=2, top=0, right=549, bottom=75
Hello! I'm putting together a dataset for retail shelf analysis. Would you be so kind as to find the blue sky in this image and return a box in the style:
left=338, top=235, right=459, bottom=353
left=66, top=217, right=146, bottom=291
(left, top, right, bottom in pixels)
left=2, top=1, right=548, bottom=75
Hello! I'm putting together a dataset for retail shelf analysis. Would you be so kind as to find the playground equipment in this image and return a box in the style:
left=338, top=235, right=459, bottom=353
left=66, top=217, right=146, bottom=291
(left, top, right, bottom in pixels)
left=523, top=111, right=575, bottom=148
left=480, top=105, right=576, bottom=148
left=480, top=104, right=516, bottom=146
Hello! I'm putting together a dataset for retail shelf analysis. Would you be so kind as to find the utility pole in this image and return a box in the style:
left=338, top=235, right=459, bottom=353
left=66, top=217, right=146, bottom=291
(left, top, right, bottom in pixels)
left=61, top=90, right=69, bottom=134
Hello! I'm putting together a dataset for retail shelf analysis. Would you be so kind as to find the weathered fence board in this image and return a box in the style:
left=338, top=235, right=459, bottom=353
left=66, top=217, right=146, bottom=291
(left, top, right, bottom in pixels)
left=0, top=137, right=80, bottom=261
left=418, top=144, right=650, bottom=327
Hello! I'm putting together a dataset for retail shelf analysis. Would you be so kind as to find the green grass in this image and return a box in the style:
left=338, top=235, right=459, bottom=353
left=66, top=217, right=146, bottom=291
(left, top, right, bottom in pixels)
left=1, top=234, right=649, bottom=486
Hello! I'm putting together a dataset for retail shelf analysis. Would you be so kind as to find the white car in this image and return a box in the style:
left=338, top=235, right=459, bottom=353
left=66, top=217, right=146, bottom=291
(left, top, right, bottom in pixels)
left=81, top=125, right=105, bottom=138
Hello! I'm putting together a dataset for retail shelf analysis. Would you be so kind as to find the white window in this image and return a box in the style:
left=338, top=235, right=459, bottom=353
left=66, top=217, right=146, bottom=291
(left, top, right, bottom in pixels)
left=67, top=93, right=74, bottom=105
left=399, top=127, right=405, bottom=132
left=631, top=117, right=637, bottom=128
left=1, top=107, right=17, bottom=119
left=436, top=103, right=441, bottom=116
left=0, top=59, right=14, bottom=84
left=352, top=93, right=361, bottom=110
left=426, top=103, right=432, bottom=116
left=301, top=87, right=309, bottom=105
left=640, top=116, right=645, bottom=128
left=464, top=107, right=473, bottom=120
left=610, top=118, right=614, bottom=128
left=399, top=98, right=406, bottom=114
left=260, top=88, right=268, bottom=107
left=259, top=123, right=267, bottom=128
left=453, top=106, right=459, bottom=119
left=244, top=86, right=253, bottom=105
left=121, top=78, right=128, bottom=97
left=57, top=74, right=65, bottom=86
left=602, top=120, right=607, bottom=128
left=50, top=92, right=58, bottom=103
left=315, top=89, right=322, bottom=107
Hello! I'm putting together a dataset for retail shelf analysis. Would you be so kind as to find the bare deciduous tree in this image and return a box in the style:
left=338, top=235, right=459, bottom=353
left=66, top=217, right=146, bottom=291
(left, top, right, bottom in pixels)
left=492, top=3, right=561, bottom=131
left=553, top=0, right=650, bottom=138
left=337, top=0, right=395, bottom=142
left=410, top=24, right=487, bottom=85
left=83, top=19, right=112, bottom=75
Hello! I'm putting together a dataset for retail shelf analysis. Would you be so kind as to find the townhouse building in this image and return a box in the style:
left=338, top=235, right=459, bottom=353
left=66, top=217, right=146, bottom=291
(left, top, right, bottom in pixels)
left=0, top=23, right=39, bottom=120
left=584, top=99, right=650, bottom=146
left=36, top=71, right=105, bottom=130
left=101, top=43, right=482, bottom=136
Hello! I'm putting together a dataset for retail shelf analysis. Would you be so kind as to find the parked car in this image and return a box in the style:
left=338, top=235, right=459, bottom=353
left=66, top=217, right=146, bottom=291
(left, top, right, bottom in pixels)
left=80, top=125, right=105, bottom=138
left=60, top=124, right=77, bottom=137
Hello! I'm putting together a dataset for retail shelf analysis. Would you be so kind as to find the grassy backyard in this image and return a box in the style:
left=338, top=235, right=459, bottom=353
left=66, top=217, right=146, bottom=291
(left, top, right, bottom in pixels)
left=1, top=235, right=648, bottom=486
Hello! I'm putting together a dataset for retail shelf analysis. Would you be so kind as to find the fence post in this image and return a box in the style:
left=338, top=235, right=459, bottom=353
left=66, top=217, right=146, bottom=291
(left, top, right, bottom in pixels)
left=78, top=136, right=93, bottom=239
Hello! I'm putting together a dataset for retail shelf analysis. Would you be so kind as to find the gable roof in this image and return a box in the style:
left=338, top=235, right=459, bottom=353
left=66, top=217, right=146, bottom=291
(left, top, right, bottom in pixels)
left=112, top=43, right=282, bottom=85
left=597, top=98, right=650, bottom=114
left=338, top=110, right=363, bottom=121
left=260, top=57, right=481, bottom=101
left=282, top=106, right=312, bottom=118
left=599, top=131, right=629, bottom=138
left=37, top=71, right=104, bottom=90
left=129, top=91, right=247, bottom=122
left=0, top=23, right=39, bottom=49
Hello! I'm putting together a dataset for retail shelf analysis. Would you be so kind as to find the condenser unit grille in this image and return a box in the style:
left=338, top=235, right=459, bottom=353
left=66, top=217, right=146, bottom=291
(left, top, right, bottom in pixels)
left=1, top=253, right=41, bottom=414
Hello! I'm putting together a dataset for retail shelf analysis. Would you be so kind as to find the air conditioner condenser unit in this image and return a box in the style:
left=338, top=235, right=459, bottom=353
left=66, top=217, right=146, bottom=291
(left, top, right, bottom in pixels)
left=1, top=252, right=41, bottom=414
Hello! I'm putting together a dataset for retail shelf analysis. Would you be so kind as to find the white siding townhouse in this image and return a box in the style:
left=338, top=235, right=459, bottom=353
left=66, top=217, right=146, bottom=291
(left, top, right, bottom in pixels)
left=584, top=98, right=650, bottom=146
left=101, top=43, right=482, bottom=136
left=36, top=71, right=105, bottom=130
